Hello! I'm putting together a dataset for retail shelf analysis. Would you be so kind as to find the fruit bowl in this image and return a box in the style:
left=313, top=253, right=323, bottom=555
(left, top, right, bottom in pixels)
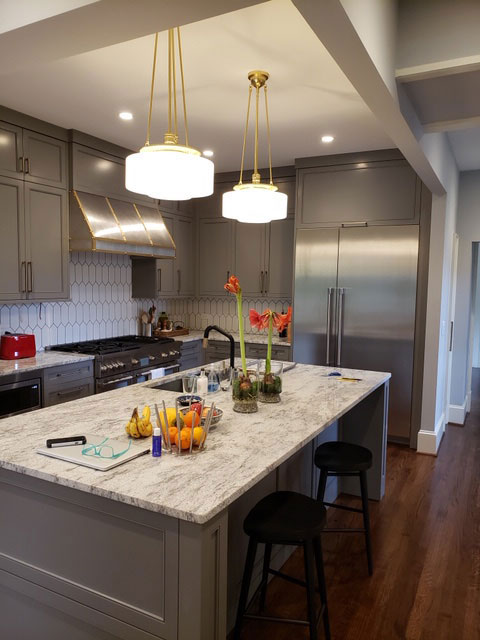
left=180, top=405, right=223, bottom=427
left=154, top=400, right=217, bottom=456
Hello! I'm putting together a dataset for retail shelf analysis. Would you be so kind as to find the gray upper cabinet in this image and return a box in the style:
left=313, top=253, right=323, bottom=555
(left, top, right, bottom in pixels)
left=234, top=222, right=267, bottom=296
left=175, top=217, right=195, bottom=295
left=24, top=184, right=68, bottom=300
left=296, top=159, right=419, bottom=227
left=198, top=217, right=234, bottom=296
left=156, top=215, right=176, bottom=296
left=0, top=122, right=23, bottom=179
left=266, top=216, right=295, bottom=298
left=23, top=130, right=67, bottom=189
left=71, top=143, right=153, bottom=204
left=0, top=177, right=25, bottom=300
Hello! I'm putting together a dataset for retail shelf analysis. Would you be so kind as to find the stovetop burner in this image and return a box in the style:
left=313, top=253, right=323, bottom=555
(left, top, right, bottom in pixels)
left=51, top=335, right=175, bottom=355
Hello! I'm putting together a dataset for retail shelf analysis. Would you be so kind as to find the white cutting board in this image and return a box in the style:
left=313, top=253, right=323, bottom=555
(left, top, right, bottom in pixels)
left=37, top=434, right=150, bottom=471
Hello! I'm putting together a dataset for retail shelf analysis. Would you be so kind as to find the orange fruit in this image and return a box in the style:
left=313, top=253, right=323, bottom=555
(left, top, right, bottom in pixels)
left=183, top=410, right=200, bottom=428
left=192, top=426, right=206, bottom=447
left=175, top=427, right=193, bottom=450
left=168, top=426, right=178, bottom=444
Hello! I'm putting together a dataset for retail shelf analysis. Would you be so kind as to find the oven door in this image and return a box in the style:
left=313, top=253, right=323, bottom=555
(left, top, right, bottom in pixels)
left=95, top=373, right=135, bottom=394
left=134, top=363, right=180, bottom=384
left=0, top=378, right=42, bottom=419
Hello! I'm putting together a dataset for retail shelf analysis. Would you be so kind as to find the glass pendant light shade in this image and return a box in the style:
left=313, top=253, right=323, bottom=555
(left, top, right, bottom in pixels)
left=126, top=145, right=214, bottom=201
left=223, top=185, right=287, bottom=223
left=125, top=29, right=214, bottom=201
left=222, top=70, right=287, bottom=223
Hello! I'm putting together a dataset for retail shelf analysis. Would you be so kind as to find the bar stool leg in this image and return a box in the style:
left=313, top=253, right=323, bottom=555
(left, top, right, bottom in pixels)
left=359, top=470, right=373, bottom=576
left=317, top=468, right=328, bottom=503
left=313, top=536, right=331, bottom=640
left=234, top=538, right=258, bottom=640
left=259, top=543, right=272, bottom=612
left=304, top=541, right=318, bottom=640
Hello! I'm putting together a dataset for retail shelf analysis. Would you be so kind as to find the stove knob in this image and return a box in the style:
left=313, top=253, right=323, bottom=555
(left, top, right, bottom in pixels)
left=113, top=362, right=120, bottom=369
left=100, top=365, right=107, bottom=373
left=169, top=350, right=178, bottom=356
left=118, top=361, right=125, bottom=368
left=149, top=356, right=155, bottom=362
left=131, top=358, right=139, bottom=365
left=106, top=363, right=113, bottom=370
left=161, top=352, right=168, bottom=358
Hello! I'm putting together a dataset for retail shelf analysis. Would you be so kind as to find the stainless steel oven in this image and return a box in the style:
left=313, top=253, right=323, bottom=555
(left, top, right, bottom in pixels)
left=0, top=378, right=42, bottom=419
left=95, top=363, right=180, bottom=393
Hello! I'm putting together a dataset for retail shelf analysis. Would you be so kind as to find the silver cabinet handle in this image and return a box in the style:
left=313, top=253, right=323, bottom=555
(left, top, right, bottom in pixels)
left=102, top=375, right=134, bottom=386
left=265, top=270, right=269, bottom=295
left=177, top=269, right=181, bottom=293
left=21, top=261, right=26, bottom=292
left=336, top=288, right=345, bottom=366
left=17, top=157, right=24, bottom=173
left=325, top=287, right=334, bottom=365
left=24, top=158, right=30, bottom=174
left=157, top=268, right=162, bottom=292
left=260, top=270, right=264, bottom=294
left=27, top=261, right=33, bottom=293
left=449, top=321, right=454, bottom=352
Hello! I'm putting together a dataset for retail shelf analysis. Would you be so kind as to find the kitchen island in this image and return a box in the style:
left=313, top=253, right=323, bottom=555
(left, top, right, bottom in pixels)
left=0, top=362, right=389, bottom=640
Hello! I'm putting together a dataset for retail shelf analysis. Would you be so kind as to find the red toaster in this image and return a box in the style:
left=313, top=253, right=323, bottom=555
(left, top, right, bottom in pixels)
left=0, top=333, right=36, bottom=359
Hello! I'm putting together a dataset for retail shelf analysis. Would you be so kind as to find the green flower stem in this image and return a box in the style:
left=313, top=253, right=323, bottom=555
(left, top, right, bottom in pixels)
left=236, top=291, right=248, bottom=377
left=266, top=313, right=273, bottom=375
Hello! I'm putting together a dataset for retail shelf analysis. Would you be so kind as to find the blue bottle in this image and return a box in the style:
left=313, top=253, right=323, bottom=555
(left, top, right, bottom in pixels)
left=152, top=427, right=162, bottom=457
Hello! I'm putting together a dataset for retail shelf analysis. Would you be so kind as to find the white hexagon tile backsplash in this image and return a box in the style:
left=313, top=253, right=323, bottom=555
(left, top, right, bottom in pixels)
left=0, top=252, right=291, bottom=350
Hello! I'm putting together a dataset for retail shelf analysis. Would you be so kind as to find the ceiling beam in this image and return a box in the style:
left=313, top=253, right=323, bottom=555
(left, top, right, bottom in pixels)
left=292, top=0, right=445, bottom=195
left=396, top=54, right=480, bottom=83
left=0, top=0, right=268, bottom=76
left=423, top=115, right=480, bottom=134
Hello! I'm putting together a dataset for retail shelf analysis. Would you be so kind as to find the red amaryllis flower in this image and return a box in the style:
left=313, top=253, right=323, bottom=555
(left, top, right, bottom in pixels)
left=249, top=309, right=271, bottom=330
left=224, top=275, right=241, bottom=294
left=273, top=307, right=292, bottom=332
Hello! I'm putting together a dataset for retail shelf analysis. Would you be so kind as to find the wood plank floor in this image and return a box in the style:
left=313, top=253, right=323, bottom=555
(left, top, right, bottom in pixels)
left=233, top=372, right=480, bottom=640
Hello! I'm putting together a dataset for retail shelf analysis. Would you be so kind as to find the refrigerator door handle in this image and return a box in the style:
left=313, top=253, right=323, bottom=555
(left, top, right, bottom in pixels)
left=336, top=287, right=345, bottom=366
left=325, top=287, right=334, bottom=365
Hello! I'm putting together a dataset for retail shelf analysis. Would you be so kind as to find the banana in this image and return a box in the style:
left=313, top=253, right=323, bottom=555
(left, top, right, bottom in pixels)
left=125, top=406, right=154, bottom=438
left=142, top=405, right=151, bottom=423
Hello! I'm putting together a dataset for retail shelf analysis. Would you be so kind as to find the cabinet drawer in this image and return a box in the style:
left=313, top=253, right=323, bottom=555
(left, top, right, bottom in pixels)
left=271, top=345, right=291, bottom=362
left=43, top=361, right=94, bottom=392
left=245, top=343, right=268, bottom=359
left=44, top=381, right=94, bottom=407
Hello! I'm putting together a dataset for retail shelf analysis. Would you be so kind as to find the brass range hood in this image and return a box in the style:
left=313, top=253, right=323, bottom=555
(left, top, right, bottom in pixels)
left=69, top=190, right=176, bottom=258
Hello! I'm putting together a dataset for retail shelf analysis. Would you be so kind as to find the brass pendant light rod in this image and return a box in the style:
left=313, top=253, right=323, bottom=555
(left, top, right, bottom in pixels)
left=176, top=27, right=189, bottom=147
left=239, top=85, right=253, bottom=185
left=145, top=32, right=159, bottom=146
left=167, top=30, right=173, bottom=137
left=171, top=30, right=178, bottom=138
left=264, top=86, right=273, bottom=185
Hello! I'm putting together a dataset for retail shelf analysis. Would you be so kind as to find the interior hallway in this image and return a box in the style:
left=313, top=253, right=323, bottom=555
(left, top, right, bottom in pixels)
left=233, top=372, right=480, bottom=640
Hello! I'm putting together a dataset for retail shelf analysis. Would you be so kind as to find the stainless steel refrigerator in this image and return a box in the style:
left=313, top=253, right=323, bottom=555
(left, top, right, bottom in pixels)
left=293, top=225, right=419, bottom=442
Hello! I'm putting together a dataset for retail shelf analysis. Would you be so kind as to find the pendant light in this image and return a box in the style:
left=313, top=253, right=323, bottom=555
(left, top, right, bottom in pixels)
left=126, top=29, right=214, bottom=201
left=222, top=70, right=287, bottom=223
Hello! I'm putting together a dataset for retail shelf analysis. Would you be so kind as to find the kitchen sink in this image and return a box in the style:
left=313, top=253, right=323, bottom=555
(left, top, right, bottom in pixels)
left=150, top=378, right=185, bottom=392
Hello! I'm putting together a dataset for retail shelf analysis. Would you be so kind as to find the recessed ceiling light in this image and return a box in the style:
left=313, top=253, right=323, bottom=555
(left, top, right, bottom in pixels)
left=203, top=149, right=214, bottom=157
left=321, top=135, right=334, bottom=143
left=119, top=111, right=133, bottom=121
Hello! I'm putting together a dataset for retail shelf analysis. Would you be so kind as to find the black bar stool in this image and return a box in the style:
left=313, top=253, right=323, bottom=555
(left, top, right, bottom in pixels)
left=314, top=441, right=373, bottom=575
left=234, top=491, right=331, bottom=640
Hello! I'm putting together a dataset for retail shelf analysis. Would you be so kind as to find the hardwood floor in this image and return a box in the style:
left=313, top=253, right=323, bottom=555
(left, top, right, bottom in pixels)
left=233, top=373, right=480, bottom=640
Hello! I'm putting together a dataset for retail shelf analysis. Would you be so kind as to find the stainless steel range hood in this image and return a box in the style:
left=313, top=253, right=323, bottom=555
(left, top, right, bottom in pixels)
left=69, top=190, right=176, bottom=258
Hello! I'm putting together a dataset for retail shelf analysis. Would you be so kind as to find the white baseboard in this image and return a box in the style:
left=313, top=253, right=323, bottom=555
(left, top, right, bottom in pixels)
left=466, top=390, right=472, bottom=413
left=417, top=412, right=445, bottom=455
left=448, top=396, right=467, bottom=425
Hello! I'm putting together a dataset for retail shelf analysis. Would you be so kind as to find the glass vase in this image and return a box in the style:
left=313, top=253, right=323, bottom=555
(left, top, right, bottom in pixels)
left=259, top=361, right=283, bottom=403
left=232, top=366, right=259, bottom=413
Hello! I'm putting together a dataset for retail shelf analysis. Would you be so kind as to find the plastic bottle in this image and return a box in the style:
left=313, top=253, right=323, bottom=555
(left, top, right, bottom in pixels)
left=208, top=369, right=220, bottom=393
left=152, top=427, right=162, bottom=457
left=197, top=369, right=208, bottom=395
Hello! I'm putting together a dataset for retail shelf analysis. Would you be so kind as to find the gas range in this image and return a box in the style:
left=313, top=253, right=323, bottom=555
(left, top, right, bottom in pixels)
left=50, top=335, right=182, bottom=393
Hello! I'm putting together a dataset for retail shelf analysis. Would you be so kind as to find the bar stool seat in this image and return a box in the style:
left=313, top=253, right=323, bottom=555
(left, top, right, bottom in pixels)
left=244, top=490, right=327, bottom=544
left=315, top=441, right=374, bottom=576
left=314, top=441, right=372, bottom=472
left=234, top=491, right=331, bottom=640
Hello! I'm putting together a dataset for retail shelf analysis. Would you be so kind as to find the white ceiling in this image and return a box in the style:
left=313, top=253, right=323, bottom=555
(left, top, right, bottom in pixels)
left=0, top=0, right=392, bottom=172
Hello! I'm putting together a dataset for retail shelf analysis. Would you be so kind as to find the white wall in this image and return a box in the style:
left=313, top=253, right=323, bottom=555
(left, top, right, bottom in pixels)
left=451, top=171, right=480, bottom=416
left=397, top=0, right=480, bottom=69
left=471, top=256, right=480, bottom=367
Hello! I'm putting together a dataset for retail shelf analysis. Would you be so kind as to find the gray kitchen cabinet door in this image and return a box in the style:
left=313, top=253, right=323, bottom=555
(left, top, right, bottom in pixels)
left=0, top=122, right=23, bottom=179
left=198, top=217, right=234, bottom=296
left=276, top=176, right=296, bottom=215
left=265, top=216, right=294, bottom=298
left=175, top=216, right=195, bottom=295
left=156, top=215, right=176, bottom=295
left=24, top=183, right=69, bottom=300
left=23, top=130, right=67, bottom=189
left=0, top=176, right=26, bottom=300
left=234, top=222, right=267, bottom=296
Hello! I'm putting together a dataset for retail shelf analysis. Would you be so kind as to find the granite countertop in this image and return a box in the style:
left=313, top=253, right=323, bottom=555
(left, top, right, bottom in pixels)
left=0, top=351, right=95, bottom=377
left=0, top=362, right=389, bottom=524
left=174, top=329, right=291, bottom=347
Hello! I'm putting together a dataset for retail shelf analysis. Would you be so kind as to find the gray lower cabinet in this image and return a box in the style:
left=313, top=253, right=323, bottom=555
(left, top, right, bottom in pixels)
left=245, top=342, right=291, bottom=362
left=0, top=178, right=69, bottom=302
left=205, top=340, right=239, bottom=364
left=198, top=217, right=234, bottom=296
left=42, top=361, right=94, bottom=407
left=178, top=340, right=204, bottom=371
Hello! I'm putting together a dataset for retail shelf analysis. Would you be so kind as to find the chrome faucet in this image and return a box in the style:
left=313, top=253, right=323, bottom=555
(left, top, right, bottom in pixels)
left=203, top=325, right=235, bottom=369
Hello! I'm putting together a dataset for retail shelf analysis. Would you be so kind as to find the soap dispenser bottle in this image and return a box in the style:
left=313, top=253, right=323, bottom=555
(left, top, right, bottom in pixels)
left=197, top=369, right=208, bottom=396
